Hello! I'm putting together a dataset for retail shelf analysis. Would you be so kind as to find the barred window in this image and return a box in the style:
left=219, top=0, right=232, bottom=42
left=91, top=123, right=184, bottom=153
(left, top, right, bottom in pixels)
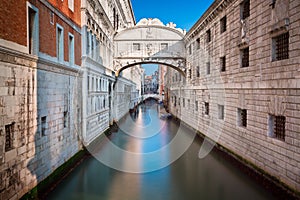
left=206, top=62, right=211, bottom=75
left=64, top=111, right=68, bottom=128
left=41, top=116, right=47, bottom=136
left=238, top=108, right=247, bottom=127
left=189, top=69, right=192, bottom=79
left=220, top=16, right=227, bottom=33
left=5, top=123, right=14, bottom=151
left=206, top=29, right=211, bottom=43
left=196, top=66, right=200, bottom=77
left=196, top=38, right=200, bottom=49
left=273, top=32, right=289, bottom=61
left=218, top=105, right=224, bottom=120
left=161, top=43, right=168, bottom=50
left=205, top=102, right=209, bottom=115
left=241, top=0, right=250, bottom=20
left=220, top=56, right=226, bottom=72
left=241, top=47, right=249, bottom=68
left=268, top=114, right=286, bottom=141
left=174, top=96, right=177, bottom=107
left=133, top=43, right=141, bottom=51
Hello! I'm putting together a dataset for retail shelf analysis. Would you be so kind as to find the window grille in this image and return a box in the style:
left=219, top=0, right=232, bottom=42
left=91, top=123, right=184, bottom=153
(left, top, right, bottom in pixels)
left=241, top=47, right=249, bottom=67
left=220, top=16, right=227, bottom=33
left=196, top=66, right=200, bottom=77
left=274, top=116, right=285, bottom=141
left=133, top=43, right=141, bottom=51
left=206, top=62, right=210, bottom=75
left=41, top=116, right=47, bottom=136
left=196, top=38, right=200, bottom=49
left=274, top=32, right=289, bottom=61
left=220, top=56, right=226, bottom=72
left=238, top=108, right=247, bottom=127
left=218, top=105, right=224, bottom=120
left=206, top=29, right=211, bottom=43
left=5, top=123, right=14, bottom=151
left=241, top=0, right=250, bottom=20
left=205, top=102, right=209, bottom=115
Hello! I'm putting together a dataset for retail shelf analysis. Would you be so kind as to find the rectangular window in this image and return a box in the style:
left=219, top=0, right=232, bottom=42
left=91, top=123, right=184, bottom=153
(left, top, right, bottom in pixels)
left=195, top=101, right=198, bottom=111
left=220, top=56, right=226, bottom=72
left=220, top=16, right=227, bottom=33
left=56, top=24, right=64, bottom=62
left=133, top=43, right=141, bottom=51
left=68, top=0, right=74, bottom=11
left=272, top=32, right=289, bottom=61
left=218, top=105, right=224, bottom=120
left=178, top=98, right=180, bottom=106
left=183, top=98, right=185, bottom=107
left=188, top=99, right=190, bottom=109
left=64, top=111, right=68, bottom=128
left=196, top=66, right=200, bottom=77
left=196, top=38, right=200, bottom=49
left=241, top=47, right=249, bottom=67
left=268, top=115, right=286, bottom=141
left=206, top=29, right=211, bottom=43
left=91, top=33, right=95, bottom=58
left=241, top=0, right=250, bottom=20
left=161, top=43, right=168, bottom=50
left=205, top=102, right=209, bottom=115
left=206, top=62, right=210, bottom=75
left=5, top=123, right=14, bottom=151
left=237, top=108, right=247, bottom=127
left=28, top=4, right=39, bottom=55
left=68, top=33, right=74, bottom=65
left=189, top=69, right=192, bottom=79
left=188, top=45, right=192, bottom=54
left=41, top=116, right=47, bottom=136
left=174, top=96, right=177, bottom=107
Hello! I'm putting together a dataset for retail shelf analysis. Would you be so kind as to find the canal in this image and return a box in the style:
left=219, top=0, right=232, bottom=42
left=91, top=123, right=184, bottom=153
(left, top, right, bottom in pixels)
left=46, top=99, right=283, bottom=200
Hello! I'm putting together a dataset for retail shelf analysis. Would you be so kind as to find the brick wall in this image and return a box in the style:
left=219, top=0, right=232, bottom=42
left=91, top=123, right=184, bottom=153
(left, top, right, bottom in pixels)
left=169, top=0, right=300, bottom=191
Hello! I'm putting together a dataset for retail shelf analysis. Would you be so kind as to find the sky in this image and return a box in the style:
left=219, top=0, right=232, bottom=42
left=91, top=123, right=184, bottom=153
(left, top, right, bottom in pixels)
left=131, top=0, right=214, bottom=75
left=131, top=0, right=214, bottom=31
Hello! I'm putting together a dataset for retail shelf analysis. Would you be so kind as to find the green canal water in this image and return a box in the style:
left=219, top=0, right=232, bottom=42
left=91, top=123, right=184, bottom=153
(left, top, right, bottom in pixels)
left=46, top=99, right=284, bottom=200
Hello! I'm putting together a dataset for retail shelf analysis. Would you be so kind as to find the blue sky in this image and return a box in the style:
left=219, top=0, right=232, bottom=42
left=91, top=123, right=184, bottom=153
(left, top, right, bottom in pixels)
left=131, top=0, right=214, bottom=75
left=131, top=0, right=214, bottom=31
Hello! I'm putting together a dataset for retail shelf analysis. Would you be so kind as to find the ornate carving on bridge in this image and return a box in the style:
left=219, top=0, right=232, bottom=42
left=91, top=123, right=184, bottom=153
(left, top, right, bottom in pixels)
left=114, top=18, right=187, bottom=77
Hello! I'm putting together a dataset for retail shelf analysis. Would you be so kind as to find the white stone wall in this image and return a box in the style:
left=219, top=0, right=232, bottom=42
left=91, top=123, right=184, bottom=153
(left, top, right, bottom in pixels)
left=0, top=47, right=82, bottom=199
left=168, top=0, right=300, bottom=191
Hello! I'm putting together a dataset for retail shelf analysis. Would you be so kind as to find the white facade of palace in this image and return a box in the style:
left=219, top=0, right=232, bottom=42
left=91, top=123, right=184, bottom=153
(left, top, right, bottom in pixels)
left=81, top=0, right=144, bottom=145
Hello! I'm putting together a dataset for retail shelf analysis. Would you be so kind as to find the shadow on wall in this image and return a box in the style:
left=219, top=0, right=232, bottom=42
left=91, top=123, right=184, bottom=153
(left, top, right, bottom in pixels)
left=26, top=68, right=82, bottom=199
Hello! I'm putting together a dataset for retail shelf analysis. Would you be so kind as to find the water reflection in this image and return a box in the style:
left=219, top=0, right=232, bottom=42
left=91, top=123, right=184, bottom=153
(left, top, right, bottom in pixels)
left=46, top=100, right=279, bottom=200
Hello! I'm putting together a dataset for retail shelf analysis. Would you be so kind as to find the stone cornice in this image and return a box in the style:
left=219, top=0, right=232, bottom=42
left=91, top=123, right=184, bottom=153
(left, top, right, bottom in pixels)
left=0, top=46, right=38, bottom=68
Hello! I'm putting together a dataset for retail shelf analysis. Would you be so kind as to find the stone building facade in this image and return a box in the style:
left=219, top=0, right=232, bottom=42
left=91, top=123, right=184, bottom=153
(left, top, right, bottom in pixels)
left=167, top=0, right=300, bottom=191
left=81, top=0, right=141, bottom=145
left=0, top=0, right=82, bottom=199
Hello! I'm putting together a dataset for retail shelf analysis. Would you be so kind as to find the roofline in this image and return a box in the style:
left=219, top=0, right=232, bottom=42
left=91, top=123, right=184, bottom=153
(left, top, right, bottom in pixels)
left=128, top=0, right=136, bottom=25
left=115, top=25, right=185, bottom=39
left=185, top=0, right=232, bottom=40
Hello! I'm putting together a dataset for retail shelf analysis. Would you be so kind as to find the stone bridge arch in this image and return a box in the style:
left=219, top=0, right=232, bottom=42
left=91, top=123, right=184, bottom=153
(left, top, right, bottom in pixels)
left=113, top=18, right=187, bottom=76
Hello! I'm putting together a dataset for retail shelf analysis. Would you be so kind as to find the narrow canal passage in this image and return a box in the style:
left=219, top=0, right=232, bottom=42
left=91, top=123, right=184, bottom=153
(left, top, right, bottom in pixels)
left=46, top=99, right=280, bottom=200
